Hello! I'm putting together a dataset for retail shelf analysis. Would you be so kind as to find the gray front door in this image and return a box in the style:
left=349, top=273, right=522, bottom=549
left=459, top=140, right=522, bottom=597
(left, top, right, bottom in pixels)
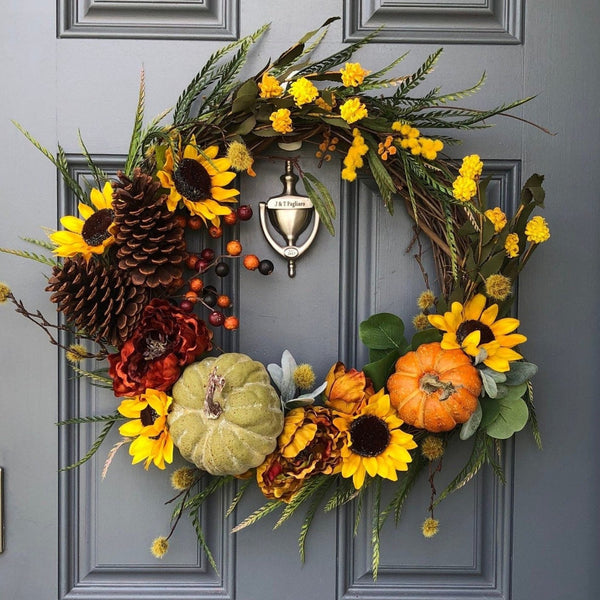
left=1, top=1, right=598, bottom=599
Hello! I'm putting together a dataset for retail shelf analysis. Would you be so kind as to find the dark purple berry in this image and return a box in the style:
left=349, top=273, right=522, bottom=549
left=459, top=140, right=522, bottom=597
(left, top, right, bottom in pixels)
left=200, top=247, right=216, bottom=262
left=203, top=292, right=218, bottom=307
left=179, top=299, right=194, bottom=312
left=209, top=311, right=225, bottom=327
left=215, top=262, right=230, bottom=277
left=237, top=205, right=253, bottom=221
left=195, top=258, right=210, bottom=273
left=258, top=259, right=274, bottom=275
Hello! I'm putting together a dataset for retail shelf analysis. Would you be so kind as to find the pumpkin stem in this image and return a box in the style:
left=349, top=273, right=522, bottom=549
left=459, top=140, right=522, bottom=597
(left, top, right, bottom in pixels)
left=419, top=373, right=456, bottom=401
left=204, top=367, right=225, bottom=419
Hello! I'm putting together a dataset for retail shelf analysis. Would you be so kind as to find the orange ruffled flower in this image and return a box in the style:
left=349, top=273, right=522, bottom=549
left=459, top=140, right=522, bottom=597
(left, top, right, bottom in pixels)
left=324, top=362, right=375, bottom=414
left=257, top=406, right=342, bottom=503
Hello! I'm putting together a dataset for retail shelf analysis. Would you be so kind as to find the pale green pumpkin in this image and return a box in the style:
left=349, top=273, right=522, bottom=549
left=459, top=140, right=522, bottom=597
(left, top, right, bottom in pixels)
left=168, top=353, right=283, bottom=476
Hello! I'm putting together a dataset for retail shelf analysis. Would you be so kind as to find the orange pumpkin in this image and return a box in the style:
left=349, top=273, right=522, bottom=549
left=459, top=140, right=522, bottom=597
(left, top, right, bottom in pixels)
left=387, top=342, right=481, bottom=432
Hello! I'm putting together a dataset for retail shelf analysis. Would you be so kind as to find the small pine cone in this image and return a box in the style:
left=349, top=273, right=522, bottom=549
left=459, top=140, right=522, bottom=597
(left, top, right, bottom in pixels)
left=111, top=168, right=186, bottom=288
left=46, top=256, right=149, bottom=347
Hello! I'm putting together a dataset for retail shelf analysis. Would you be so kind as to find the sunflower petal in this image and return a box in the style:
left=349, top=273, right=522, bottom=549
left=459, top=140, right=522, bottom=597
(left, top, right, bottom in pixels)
left=464, top=294, right=486, bottom=320
left=491, top=317, right=520, bottom=336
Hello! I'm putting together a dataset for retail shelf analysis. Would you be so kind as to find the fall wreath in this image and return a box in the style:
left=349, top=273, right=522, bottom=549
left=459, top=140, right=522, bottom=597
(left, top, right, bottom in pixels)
left=0, top=18, right=549, bottom=576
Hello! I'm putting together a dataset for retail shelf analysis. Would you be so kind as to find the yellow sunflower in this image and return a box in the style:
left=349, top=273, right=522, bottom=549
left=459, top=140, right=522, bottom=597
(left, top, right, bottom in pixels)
left=427, top=293, right=527, bottom=373
left=118, top=388, right=174, bottom=470
left=333, top=389, right=417, bottom=489
left=156, top=137, right=239, bottom=226
left=49, top=182, right=115, bottom=262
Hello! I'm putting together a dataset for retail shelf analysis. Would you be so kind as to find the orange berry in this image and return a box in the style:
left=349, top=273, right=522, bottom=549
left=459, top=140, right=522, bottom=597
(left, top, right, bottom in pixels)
left=174, top=214, right=187, bottom=228
left=209, top=225, right=223, bottom=239
left=226, top=240, right=242, bottom=256
left=189, top=278, right=204, bottom=293
left=243, top=254, right=260, bottom=270
left=188, top=215, right=203, bottom=230
left=217, top=295, right=231, bottom=308
left=223, top=211, right=238, bottom=226
left=185, top=254, right=200, bottom=270
left=184, top=290, right=199, bottom=303
left=224, top=316, right=239, bottom=330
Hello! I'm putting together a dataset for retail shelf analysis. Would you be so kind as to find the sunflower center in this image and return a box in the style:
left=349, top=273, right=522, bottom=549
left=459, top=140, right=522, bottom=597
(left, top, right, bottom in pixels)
left=456, top=319, right=495, bottom=345
left=140, top=404, right=159, bottom=427
left=349, top=414, right=390, bottom=457
left=81, top=208, right=114, bottom=246
left=173, top=158, right=212, bottom=202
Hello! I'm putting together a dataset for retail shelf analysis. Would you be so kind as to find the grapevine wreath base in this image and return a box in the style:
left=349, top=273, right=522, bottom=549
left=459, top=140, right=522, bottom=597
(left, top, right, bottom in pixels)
left=0, top=18, right=549, bottom=576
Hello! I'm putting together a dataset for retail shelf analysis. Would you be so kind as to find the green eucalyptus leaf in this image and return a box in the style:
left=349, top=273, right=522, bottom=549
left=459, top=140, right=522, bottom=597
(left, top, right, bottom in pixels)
left=460, top=402, right=482, bottom=440
left=231, top=79, right=259, bottom=114
left=411, top=328, right=442, bottom=350
left=232, top=115, right=257, bottom=135
left=479, top=251, right=506, bottom=278
left=494, top=381, right=527, bottom=401
left=363, top=349, right=401, bottom=392
left=504, top=361, right=538, bottom=386
left=479, top=396, right=503, bottom=429
left=485, top=397, right=529, bottom=439
left=359, top=313, right=406, bottom=352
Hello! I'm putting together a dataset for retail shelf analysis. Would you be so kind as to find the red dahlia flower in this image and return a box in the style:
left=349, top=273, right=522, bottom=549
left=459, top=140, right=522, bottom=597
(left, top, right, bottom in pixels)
left=108, top=299, right=212, bottom=396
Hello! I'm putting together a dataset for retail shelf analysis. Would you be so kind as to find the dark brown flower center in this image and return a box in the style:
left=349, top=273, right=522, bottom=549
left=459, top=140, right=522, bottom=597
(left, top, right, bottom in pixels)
left=143, top=333, right=170, bottom=360
left=140, top=404, right=159, bottom=427
left=81, top=208, right=114, bottom=246
left=350, top=414, right=390, bottom=457
left=456, top=319, right=495, bottom=345
left=173, top=158, right=212, bottom=202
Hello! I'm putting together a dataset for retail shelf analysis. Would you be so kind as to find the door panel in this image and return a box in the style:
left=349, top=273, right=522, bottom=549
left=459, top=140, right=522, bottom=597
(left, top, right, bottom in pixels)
left=1, top=1, right=599, bottom=599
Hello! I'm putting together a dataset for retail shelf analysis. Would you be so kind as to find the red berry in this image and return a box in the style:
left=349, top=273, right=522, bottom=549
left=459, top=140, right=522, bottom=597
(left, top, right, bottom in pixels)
left=209, top=311, right=225, bottom=327
left=237, top=205, right=253, bottom=221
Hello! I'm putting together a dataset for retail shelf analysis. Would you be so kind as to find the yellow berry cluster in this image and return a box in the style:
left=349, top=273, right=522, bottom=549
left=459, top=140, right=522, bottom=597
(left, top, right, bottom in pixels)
left=392, top=121, right=444, bottom=160
left=341, top=128, right=369, bottom=182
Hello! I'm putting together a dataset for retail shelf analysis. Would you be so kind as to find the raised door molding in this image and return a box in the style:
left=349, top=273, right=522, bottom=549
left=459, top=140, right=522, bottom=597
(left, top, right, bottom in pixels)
left=344, top=0, right=523, bottom=44
left=57, top=0, right=239, bottom=40
left=336, top=161, right=520, bottom=599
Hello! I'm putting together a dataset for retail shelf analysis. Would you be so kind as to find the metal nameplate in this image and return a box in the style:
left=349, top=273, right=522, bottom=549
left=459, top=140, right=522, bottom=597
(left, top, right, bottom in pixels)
left=266, top=196, right=313, bottom=210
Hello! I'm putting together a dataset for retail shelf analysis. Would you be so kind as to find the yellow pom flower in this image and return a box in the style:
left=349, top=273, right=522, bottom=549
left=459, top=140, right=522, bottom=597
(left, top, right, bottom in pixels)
left=151, top=536, right=169, bottom=558
left=270, top=108, right=293, bottom=134
left=339, top=98, right=368, bottom=124
left=342, top=129, right=369, bottom=181
left=485, top=207, right=507, bottom=233
left=65, top=344, right=89, bottom=363
left=171, top=467, right=197, bottom=491
left=258, top=72, right=283, bottom=99
left=485, top=274, right=512, bottom=301
left=293, top=364, right=316, bottom=390
left=315, top=97, right=334, bottom=111
left=417, top=290, right=436, bottom=310
left=422, top=517, right=439, bottom=538
left=459, top=154, right=484, bottom=179
left=505, top=233, right=520, bottom=258
left=340, top=62, right=370, bottom=87
left=227, top=141, right=255, bottom=176
left=525, top=215, right=550, bottom=243
left=421, top=435, right=445, bottom=461
left=412, top=313, right=430, bottom=331
left=0, top=282, right=11, bottom=303
left=452, top=175, right=477, bottom=202
left=289, top=77, right=319, bottom=107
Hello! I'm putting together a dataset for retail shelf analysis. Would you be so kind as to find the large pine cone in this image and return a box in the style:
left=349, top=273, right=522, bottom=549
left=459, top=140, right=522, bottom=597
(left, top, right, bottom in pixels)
left=111, top=168, right=186, bottom=288
left=46, top=256, right=149, bottom=347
